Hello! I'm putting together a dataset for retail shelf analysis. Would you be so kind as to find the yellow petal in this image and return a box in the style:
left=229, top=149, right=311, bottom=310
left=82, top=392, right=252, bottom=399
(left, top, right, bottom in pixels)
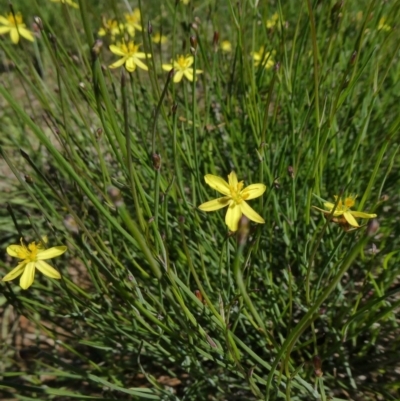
left=109, top=44, right=127, bottom=56
left=20, top=262, right=35, bottom=290
left=36, top=246, right=67, bottom=260
left=125, top=58, right=137, bottom=72
left=0, top=16, right=10, bottom=25
left=241, top=184, right=266, bottom=200
left=19, top=27, right=34, bottom=42
left=109, top=57, right=128, bottom=69
left=7, top=244, right=25, bottom=258
left=228, top=171, right=238, bottom=187
left=225, top=203, right=242, bottom=231
left=185, top=56, right=194, bottom=67
left=240, top=201, right=265, bottom=224
left=343, top=212, right=359, bottom=227
left=2, top=261, right=26, bottom=282
left=173, top=70, right=184, bottom=82
left=204, top=174, right=230, bottom=195
left=35, top=260, right=61, bottom=279
left=198, top=197, right=230, bottom=211
left=323, top=202, right=335, bottom=210
left=10, top=29, right=19, bottom=44
left=350, top=211, right=377, bottom=219
left=183, top=70, right=194, bottom=81
left=132, top=57, right=148, bottom=70
left=162, top=64, right=173, bottom=71
left=0, top=26, right=11, bottom=35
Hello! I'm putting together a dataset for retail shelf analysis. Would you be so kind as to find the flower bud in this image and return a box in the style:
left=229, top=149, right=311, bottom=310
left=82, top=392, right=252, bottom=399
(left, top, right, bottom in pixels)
left=367, top=218, right=379, bottom=237
left=152, top=153, right=161, bottom=170
left=313, top=355, right=323, bottom=377
left=107, top=186, right=124, bottom=208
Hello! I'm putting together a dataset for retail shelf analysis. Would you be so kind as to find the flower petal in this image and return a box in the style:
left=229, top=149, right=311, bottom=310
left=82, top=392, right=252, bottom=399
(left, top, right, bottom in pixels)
left=109, top=45, right=126, bottom=56
left=204, top=174, right=230, bottom=195
left=198, top=197, right=230, bottom=211
left=20, top=262, right=35, bottom=290
left=185, top=56, right=194, bottom=67
left=35, top=260, right=61, bottom=279
left=125, top=57, right=137, bottom=72
left=2, top=262, right=26, bottom=282
left=10, top=29, right=20, bottom=44
left=227, top=171, right=238, bottom=187
left=7, top=244, right=25, bottom=258
left=19, top=27, right=34, bottom=42
left=225, top=203, right=242, bottom=231
left=109, top=57, right=128, bottom=69
left=240, top=201, right=265, bottom=224
left=343, top=212, right=359, bottom=227
left=241, top=184, right=266, bottom=200
left=162, top=64, right=173, bottom=71
left=323, top=202, right=335, bottom=210
left=0, top=26, right=11, bottom=35
left=183, top=70, right=193, bottom=82
left=132, top=57, right=148, bottom=70
left=350, top=211, right=377, bottom=219
left=173, top=70, right=184, bottom=83
left=36, top=246, right=67, bottom=260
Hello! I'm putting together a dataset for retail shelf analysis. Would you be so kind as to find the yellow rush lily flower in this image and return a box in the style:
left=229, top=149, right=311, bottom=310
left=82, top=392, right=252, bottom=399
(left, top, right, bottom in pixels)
left=125, top=9, right=142, bottom=31
left=162, top=55, right=203, bottom=83
left=50, top=0, right=79, bottom=8
left=313, top=195, right=377, bottom=228
left=220, top=40, right=232, bottom=53
left=109, top=41, right=150, bottom=72
left=0, top=12, right=34, bottom=44
left=252, top=46, right=275, bottom=70
left=2, top=238, right=67, bottom=290
left=198, top=171, right=266, bottom=232
left=266, top=12, right=279, bottom=29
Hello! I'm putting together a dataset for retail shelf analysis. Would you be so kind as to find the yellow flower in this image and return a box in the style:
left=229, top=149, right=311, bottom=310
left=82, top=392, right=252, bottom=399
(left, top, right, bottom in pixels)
left=50, top=0, right=79, bottom=8
left=162, top=55, right=203, bottom=83
left=109, top=41, right=150, bottom=72
left=0, top=12, right=34, bottom=44
left=125, top=8, right=142, bottom=31
left=198, top=171, right=266, bottom=232
left=313, top=195, right=377, bottom=228
left=266, top=12, right=279, bottom=29
left=152, top=32, right=167, bottom=44
left=181, top=0, right=190, bottom=4
left=252, top=46, right=275, bottom=70
left=98, top=20, right=134, bottom=39
left=220, top=40, right=232, bottom=53
left=378, top=17, right=390, bottom=32
left=2, top=238, right=67, bottom=290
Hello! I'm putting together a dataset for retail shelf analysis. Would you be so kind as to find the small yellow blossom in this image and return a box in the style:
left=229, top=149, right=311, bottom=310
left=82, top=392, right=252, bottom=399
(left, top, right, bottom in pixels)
left=2, top=238, right=67, bottom=290
left=125, top=9, right=142, bottom=31
left=198, top=171, right=266, bottom=232
left=220, top=40, right=232, bottom=53
left=377, top=17, right=390, bottom=32
left=252, top=46, right=275, bottom=70
left=0, top=12, right=34, bottom=44
left=162, top=55, right=202, bottom=83
left=98, top=19, right=135, bottom=39
left=152, top=32, right=168, bottom=44
left=109, top=41, right=150, bottom=72
left=181, top=0, right=190, bottom=4
left=50, top=0, right=79, bottom=8
left=266, top=12, right=279, bottom=29
left=313, top=195, right=377, bottom=228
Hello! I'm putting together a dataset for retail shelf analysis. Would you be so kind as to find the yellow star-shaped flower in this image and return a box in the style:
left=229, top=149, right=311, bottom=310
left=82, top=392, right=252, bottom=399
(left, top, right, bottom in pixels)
left=162, top=55, right=203, bottom=83
left=2, top=238, right=67, bottom=290
left=0, top=12, right=34, bottom=44
left=198, top=172, right=266, bottom=232
left=313, top=195, right=377, bottom=228
left=109, top=41, right=150, bottom=72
